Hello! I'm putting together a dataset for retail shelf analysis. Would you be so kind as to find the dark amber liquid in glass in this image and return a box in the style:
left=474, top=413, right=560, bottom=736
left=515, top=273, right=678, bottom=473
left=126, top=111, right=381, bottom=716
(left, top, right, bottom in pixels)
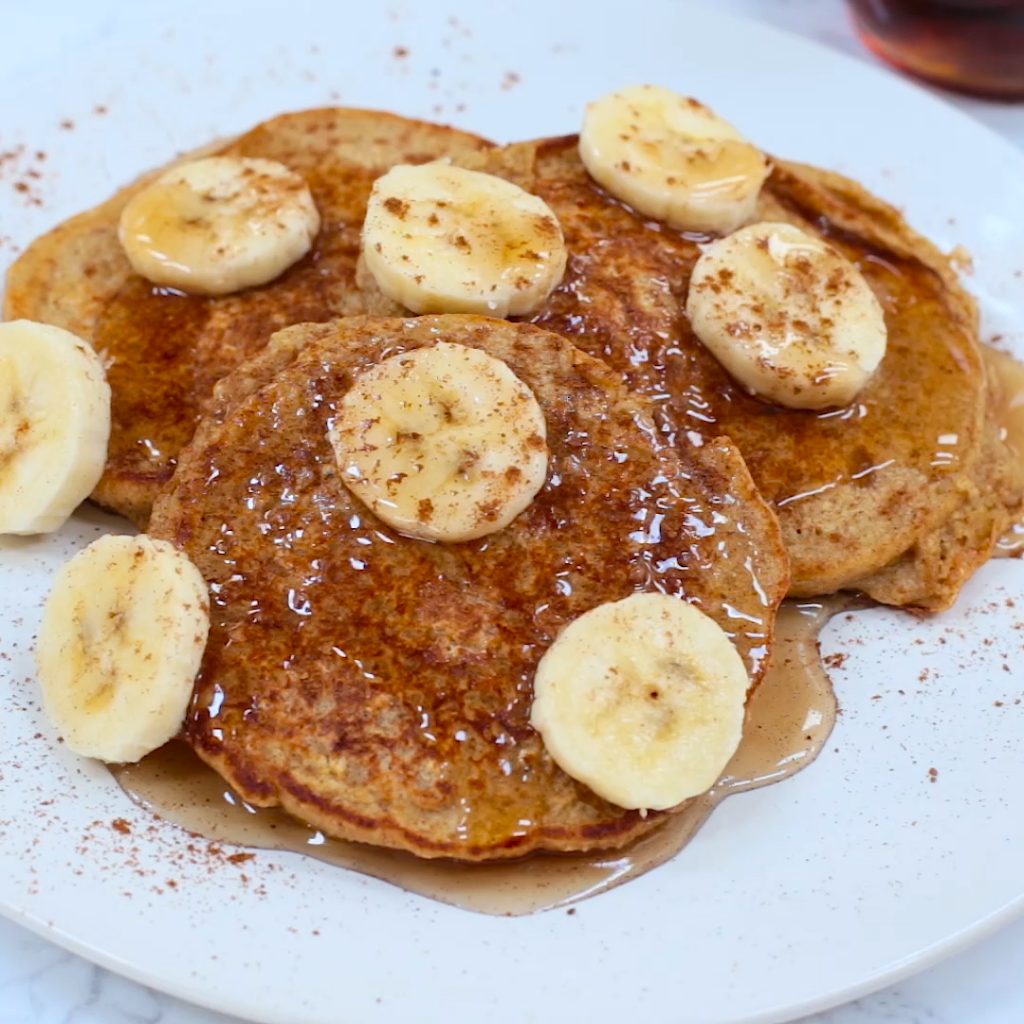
left=847, top=0, right=1024, bottom=99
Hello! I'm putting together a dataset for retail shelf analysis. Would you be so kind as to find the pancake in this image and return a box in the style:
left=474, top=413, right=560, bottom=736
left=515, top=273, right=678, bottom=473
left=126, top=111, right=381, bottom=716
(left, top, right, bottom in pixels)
left=3, top=108, right=494, bottom=526
left=458, top=137, right=1023, bottom=611
left=147, top=314, right=789, bottom=859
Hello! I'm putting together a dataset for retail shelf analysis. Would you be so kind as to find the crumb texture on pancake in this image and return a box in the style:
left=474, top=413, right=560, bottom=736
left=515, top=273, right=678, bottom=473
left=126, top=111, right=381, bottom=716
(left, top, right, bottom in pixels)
left=3, top=109, right=495, bottom=526
left=148, top=315, right=788, bottom=860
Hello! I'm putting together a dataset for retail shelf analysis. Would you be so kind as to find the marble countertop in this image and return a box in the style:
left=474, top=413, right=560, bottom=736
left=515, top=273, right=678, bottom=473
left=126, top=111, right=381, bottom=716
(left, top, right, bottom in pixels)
left=1, top=2, right=1022, bottom=1022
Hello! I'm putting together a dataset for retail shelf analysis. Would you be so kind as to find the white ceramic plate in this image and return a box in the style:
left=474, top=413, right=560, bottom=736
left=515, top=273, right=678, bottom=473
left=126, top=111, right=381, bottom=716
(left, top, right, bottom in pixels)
left=1, top=3, right=1023, bottom=1022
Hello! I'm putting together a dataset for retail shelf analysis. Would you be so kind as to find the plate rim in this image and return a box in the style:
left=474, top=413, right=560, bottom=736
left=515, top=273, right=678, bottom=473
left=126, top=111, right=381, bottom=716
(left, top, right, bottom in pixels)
left=2, top=3, right=1024, bottom=1023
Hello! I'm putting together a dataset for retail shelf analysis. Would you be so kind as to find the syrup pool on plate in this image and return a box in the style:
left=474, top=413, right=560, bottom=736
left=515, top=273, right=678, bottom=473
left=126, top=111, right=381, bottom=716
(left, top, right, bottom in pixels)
left=112, top=598, right=846, bottom=917
left=985, top=345, right=1024, bottom=556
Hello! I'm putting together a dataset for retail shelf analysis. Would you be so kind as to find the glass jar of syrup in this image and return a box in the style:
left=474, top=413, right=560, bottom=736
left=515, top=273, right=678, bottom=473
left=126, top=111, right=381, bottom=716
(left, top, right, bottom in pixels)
left=846, top=1, right=1024, bottom=99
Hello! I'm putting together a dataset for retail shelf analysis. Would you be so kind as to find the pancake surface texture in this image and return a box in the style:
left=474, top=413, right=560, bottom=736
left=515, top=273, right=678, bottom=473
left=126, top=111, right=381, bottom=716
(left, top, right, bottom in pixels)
left=3, top=108, right=493, bottom=526
left=468, top=138, right=1024, bottom=611
left=148, top=315, right=788, bottom=859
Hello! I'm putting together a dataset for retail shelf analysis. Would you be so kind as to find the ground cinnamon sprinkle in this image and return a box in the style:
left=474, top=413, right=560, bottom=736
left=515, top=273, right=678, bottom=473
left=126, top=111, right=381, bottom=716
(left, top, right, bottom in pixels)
left=0, top=144, right=50, bottom=208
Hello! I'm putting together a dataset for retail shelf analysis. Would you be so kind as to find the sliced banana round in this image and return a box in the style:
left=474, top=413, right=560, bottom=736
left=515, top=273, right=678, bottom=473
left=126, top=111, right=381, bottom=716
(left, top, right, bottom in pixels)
left=330, top=341, right=548, bottom=543
left=118, top=156, right=320, bottom=296
left=0, top=320, right=110, bottom=535
left=579, top=84, right=770, bottom=235
left=36, top=535, right=210, bottom=763
left=686, top=221, right=888, bottom=410
left=361, top=162, right=567, bottom=317
left=530, top=592, right=748, bottom=811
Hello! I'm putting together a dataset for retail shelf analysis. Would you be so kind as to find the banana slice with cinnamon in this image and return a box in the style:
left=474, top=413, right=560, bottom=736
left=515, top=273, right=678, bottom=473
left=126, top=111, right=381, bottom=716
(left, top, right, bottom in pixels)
left=118, top=156, right=320, bottom=295
left=330, top=341, right=549, bottom=542
left=0, top=320, right=110, bottom=535
left=579, top=85, right=770, bottom=234
left=530, top=592, right=749, bottom=811
left=686, top=221, right=888, bottom=409
left=36, top=535, right=210, bottom=763
left=361, top=162, right=567, bottom=317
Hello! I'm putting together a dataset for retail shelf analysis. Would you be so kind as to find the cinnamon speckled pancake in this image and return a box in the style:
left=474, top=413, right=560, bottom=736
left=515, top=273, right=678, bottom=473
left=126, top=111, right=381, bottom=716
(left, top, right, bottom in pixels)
left=3, top=108, right=494, bottom=526
left=469, top=137, right=1024, bottom=611
left=148, top=315, right=788, bottom=859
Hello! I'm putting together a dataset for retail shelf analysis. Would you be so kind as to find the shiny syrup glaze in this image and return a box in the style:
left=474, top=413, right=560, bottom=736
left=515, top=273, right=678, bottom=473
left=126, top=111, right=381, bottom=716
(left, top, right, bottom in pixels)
left=88, top=109, right=494, bottom=521
left=108, top=343, right=1024, bottom=913
left=521, top=149, right=983, bottom=508
left=143, top=316, right=788, bottom=860
left=985, top=345, right=1024, bottom=557
left=93, top=158, right=373, bottom=506
left=112, top=599, right=844, bottom=916
left=92, top=132, right=981, bottom=547
left=502, top=141, right=991, bottom=594
left=110, top=334, right=1024, bottom=911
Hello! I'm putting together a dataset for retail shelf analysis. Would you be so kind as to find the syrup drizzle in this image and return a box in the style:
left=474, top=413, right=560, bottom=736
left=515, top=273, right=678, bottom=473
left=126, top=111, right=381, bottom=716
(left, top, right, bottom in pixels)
left=112, top=599, right=846, bottom=917
left=984, top=345, right=1024, bottom=557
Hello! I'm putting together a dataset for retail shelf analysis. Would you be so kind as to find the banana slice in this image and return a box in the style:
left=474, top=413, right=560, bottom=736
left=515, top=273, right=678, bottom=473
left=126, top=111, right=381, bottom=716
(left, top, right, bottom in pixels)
left=361, top=162, right=567, bottom=317
left=0, top=320, right=110, bottom=535
left=579, top=85, right=770, bottom=235
left=686, top=221, right=888, bottom=410
left=118, top=156, right=320, bottom=296
left=36, top=535, right=210, bottom=763
left=330, top=341, right=548, bottom=542
left=530, top=592, right=748, bottom=811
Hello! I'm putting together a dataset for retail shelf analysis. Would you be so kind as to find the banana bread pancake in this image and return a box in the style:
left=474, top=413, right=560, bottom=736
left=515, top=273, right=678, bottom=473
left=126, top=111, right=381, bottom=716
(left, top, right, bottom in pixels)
left=463, top=138, right=1023, bottom=611
left=3, top=108, right=494, bottom=526
left=148, top=315, right=789, bottom=859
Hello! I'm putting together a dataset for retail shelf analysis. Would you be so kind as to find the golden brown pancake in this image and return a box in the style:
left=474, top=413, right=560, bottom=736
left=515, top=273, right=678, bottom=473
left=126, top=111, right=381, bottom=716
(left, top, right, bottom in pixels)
left=148, top=315, right=789, bottom=859
left=463, top=137, right=1024, bottom=611
left=3, top=108, right=494, bottom=526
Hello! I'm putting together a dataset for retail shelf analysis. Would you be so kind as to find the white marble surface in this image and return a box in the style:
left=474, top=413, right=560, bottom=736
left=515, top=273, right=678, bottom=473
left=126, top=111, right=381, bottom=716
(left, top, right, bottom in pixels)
left=1, top=1, right=1022, bottom=1022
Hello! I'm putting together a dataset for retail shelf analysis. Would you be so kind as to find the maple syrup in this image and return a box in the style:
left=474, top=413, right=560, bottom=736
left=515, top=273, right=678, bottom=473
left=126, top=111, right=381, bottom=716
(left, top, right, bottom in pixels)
left=847, top=1, right=1024, bottom=99
left=984, top=345, right=1024, bottom=556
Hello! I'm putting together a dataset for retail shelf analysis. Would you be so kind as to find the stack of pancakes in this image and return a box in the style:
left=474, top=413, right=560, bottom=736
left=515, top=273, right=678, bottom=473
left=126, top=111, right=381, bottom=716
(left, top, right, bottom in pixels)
left=8, top=107, right=1021, bottom=859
